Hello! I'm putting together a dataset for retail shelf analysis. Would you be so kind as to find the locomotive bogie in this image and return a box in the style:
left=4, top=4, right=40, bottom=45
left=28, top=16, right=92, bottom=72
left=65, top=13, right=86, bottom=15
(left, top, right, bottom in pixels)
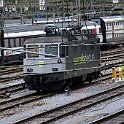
left=24, top=72, right=65, bottom=91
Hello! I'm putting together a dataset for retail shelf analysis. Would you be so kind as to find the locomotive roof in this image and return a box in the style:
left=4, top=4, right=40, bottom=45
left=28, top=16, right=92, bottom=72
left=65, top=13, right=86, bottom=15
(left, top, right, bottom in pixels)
left=24, top=36, right=68, bottom=44
left=4, top=30, right=46, bottom=38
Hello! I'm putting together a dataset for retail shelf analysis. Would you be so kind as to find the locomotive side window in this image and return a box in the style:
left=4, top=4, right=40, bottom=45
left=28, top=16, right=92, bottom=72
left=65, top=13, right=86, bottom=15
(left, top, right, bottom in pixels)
left=45, top=44, right=58, bottom=57
left=8, top=39, right=11, bottom=48
left=10, top=39, right=14, bottom=47
left=5, top=39, right=9, bottom=47
left=16, top=38, right=20, bottom=47
left=27, top=45, right=39, bottom=58
left=19, top=38, right=22, bottom=47
left=14, top=38, right=16, bottom=47
left=20, top=38, right=24, bottom=47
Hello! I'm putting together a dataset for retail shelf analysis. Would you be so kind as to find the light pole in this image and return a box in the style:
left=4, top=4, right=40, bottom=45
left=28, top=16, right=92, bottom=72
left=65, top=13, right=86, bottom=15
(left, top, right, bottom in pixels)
left=78, top=0, right=81, bottom=27
left=76, top=0, right=81, bottom=27
left=82, top=0, right=85, bottom=20
left=45, top=4, right=48, bottom=23
left=62, top=0, right=64, bottom=43
left=20, top=5, right=23, bottom=24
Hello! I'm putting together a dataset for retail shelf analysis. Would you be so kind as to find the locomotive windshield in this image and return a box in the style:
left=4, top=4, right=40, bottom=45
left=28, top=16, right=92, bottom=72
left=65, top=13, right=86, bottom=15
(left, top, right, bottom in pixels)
left=26, top=44, right=58, bottom=58
left=45, top=44, right=58, bottom=57
left=27, top=45, right=39, bottom=58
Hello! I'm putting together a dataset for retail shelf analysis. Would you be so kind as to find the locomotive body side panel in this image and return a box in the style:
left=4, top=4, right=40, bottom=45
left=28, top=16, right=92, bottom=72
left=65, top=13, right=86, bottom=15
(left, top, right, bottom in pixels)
left=65, top=44, right=100, bottom=79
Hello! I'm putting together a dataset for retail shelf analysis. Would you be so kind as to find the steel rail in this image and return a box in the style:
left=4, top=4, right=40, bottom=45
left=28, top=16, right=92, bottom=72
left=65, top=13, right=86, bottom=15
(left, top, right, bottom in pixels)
left=90, top=109, right=124, bottom=124
left=12, top=84, right=124, bottom=124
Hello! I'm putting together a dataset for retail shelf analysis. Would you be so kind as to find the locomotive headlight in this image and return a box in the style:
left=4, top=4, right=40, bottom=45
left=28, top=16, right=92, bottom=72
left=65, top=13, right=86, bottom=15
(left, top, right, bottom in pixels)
left=58, top=58, right=62, bottom=63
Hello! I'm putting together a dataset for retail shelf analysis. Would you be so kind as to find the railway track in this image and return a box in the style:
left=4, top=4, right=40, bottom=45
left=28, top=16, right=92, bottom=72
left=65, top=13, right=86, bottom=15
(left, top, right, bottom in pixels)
left=0, top=65, right=23, bottom=76
left=0, top=75, right=23, bottom=83
left=101, top=59, right=124, bottom=70
left=101, top=52, right=124, bottom=62
left=0, top=65, right=23, bottom=83
left=91, top=109, right=124, bottom=124
left=0, top=92, right=54, bottom=112
left=0, top=47, right=124, bottom=123
left=101, top=47, right=124, bottom=62
left=0, top=70, right=120, bottom=120
left=101, top=47, right=124, bottom=57
left=11, top=83, right=124, bottom=124
left=0, top=82, right=25, bottom=96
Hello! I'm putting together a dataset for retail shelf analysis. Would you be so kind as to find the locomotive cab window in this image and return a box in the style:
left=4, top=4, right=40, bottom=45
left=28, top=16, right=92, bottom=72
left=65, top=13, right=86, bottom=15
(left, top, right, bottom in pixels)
left=27, top=45, right=39, bottom=58
left=45, top=44, right=58, bottom=57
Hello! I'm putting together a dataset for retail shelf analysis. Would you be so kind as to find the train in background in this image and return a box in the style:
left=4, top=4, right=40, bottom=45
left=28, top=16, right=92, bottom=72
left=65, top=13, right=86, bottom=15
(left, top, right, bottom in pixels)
left=43, top=15, right=124, bottom=48
left=23, top=26, right=101, bottom=91
left=90, top=15, right=124, bottom=47
left=0, top=30, right=45, bottom=65
left=70, top=15, right=124, bottom=49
